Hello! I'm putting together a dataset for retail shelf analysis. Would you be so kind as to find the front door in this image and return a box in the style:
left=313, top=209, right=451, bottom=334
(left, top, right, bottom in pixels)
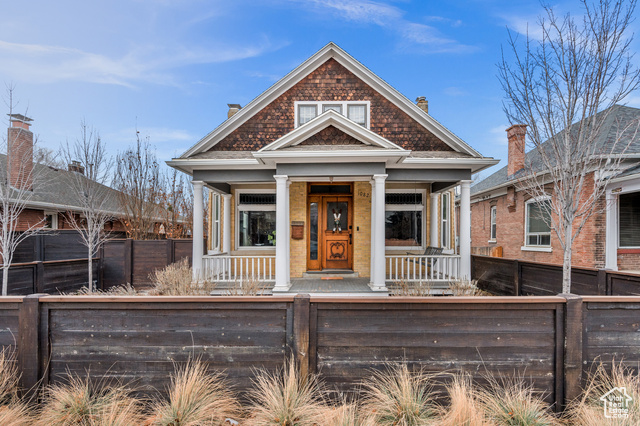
left=307, top=193, right=353, bottom=271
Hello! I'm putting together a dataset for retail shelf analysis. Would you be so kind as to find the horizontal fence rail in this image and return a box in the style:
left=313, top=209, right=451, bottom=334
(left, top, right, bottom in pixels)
left=203, top=255, right=276, bottom=283
left=386, top=255, right=461, bottom=283
left=2, top=294, right=640, bottom=412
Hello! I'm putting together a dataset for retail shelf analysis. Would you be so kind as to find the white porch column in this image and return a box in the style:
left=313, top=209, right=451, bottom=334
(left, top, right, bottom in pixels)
left=370, top=179, right=376, bottom=285
left=286, top=180, right=291, bottom=284
left=430, top=192, right=439, bottom=247
left=371, top=174, right=387, bottom=291
left=605, top=190, right=618, bottom=271
left=222, top=193, right=231, bottom=254
left=192, top=181, right=204, bottom=281
left=274, top=175, right=290, bottom=291
left=459, top=180, right=472, bottom=280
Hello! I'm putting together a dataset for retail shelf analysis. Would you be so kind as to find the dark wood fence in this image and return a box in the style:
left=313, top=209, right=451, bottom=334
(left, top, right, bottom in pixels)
left=3, top=294, right=640, bottom=411
left=1, top=259, right=100, bottom=295
left=472, top=255, right=640, bottom=296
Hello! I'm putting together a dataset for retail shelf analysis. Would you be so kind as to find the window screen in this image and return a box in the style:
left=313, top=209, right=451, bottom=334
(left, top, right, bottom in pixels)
left=620, top=192, right=640, bottom=247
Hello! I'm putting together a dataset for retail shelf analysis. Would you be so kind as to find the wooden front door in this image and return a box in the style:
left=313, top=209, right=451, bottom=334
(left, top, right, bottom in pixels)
left=307, top=194, right=353, bottom=271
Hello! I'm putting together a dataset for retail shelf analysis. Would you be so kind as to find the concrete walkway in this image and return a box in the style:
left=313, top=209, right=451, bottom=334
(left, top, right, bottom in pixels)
left=277, top=277, right=389, bottom=296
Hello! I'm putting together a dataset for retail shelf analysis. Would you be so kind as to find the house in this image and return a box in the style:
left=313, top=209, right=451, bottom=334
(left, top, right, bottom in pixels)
left=470, top=105, right=640, bottom=272
left=168, top=43, right=497, bottom=291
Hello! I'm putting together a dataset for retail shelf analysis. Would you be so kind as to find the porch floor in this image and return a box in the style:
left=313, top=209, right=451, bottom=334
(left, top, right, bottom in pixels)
left=283, top=277, right=387, bottom=296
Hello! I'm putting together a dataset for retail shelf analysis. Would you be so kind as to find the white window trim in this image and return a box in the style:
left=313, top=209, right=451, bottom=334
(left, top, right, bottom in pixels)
left=618, top=190, right=640, bottom=249
left=523, top=196, right=552, bottom=249
left=208, top=193, right=221, bottom=255
left=384, top=188, right=426, bottom=250
left=441, top=192, right=451, bottom=249
left=294, top=101, right=371, bottom=128
left=43, top=211, right=59, bottom=230
left=489, top=205, right=497, bottom=242
left=235, top=188, right=277, bottom=251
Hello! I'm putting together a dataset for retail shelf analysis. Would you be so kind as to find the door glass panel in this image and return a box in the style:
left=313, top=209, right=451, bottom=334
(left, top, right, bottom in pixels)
left=310, top=202, right=318, bottom=260
left=326, top=202, right=348, bottom=232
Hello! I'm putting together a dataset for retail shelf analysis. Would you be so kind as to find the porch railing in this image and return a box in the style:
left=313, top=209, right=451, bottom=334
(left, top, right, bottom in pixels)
left=202, top=255, right=276, bottom=283
left=386, top=255, right=461, bottom=283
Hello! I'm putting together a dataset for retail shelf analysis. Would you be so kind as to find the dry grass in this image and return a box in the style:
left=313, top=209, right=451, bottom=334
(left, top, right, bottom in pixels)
left=564, top=361, right=640, bottom=425
left=359, top=363, right=440, bottom=425
left=148, top=258, right=216, bottom=296
left=448, top=279, right=488, bottom=296
left=225, top=276, right=268, bottom=296
left=389, top=279, right=433, bottom=297
left=36, top=374, right=145, bottom=426
left=320, top=402, right=362, bottom=426
left=71, top=283, right=139, bottom=296
left=246, top=359, right=326, bottom=425
left=0, top=348, right=19, bottom=405
left=438, top=373, right=489, bottom=426
left=476, top=375, right=559, bottom=426
left=0, top=403, right=35, bottom=425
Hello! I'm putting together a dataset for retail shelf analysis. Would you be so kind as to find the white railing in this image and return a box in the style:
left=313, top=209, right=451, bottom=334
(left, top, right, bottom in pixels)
left=385, top=255, right=461, bottom=282
left=203, top=255, right=276, bottom=283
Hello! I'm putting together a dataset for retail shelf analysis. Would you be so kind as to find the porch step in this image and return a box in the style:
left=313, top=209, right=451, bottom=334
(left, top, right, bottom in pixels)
left=302, top=270, right=359, bottom=279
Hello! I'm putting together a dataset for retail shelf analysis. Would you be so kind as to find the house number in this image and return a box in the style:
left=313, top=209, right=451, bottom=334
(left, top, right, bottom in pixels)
left=358, top=191, right=370, bottom=198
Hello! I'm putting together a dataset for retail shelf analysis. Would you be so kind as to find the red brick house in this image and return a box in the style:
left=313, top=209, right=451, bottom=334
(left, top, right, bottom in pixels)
left=168, top=43, right=497, bottom=291
left=470, top=105, right=640, bottom=272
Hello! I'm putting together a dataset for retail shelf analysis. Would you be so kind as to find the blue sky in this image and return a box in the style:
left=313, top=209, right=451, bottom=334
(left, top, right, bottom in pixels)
left=1, top=0, right=639, bottom=178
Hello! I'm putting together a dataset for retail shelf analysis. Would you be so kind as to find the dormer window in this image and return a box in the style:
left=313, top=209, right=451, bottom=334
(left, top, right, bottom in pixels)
left=295, top=101, right=370, bottom=128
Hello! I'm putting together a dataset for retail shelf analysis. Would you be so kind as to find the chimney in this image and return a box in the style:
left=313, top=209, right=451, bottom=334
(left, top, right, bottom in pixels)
left=68, top=160, right=85, bottom=175
left=227, top=103, right=241, bottom=119
left=415, top=96, right=428, bottom=113
left=506, top=124, right=527, bottom=177
left=7, top=114, right=34, bottom=191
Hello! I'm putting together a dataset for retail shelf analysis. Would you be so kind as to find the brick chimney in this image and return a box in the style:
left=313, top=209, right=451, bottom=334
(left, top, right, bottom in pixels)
left=68, top=160, right=85, bottom=175
left=227, top=104, right=241, bottom=119
left=506, top=124, right=527, bottom=177
left=7, top=114, right=34, bottom=190
left=415, top=97, right=428, bottom=113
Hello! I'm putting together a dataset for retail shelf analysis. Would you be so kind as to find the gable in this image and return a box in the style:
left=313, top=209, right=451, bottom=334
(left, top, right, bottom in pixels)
left=209, top=58, right=453, bottom=152
left=297, top=125, right=363, bottom=146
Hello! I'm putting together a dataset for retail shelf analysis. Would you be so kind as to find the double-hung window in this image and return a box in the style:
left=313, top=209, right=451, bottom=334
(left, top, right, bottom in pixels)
left=237, top=192, right=276, bottom=248
left=441, top=192, right=450, bottom=249
left=619, top=191, right=640, bottom=247
left=385, top=191, right=424, bottom=248
left=295, top=101, right=370, bottom=128
left=490, top=205, right=497, bottom=241
left=44, top=211, right=58, bottom=230
left=209, top=193, right=221, bottom=253
left=525, top=198, right=551, bottom=246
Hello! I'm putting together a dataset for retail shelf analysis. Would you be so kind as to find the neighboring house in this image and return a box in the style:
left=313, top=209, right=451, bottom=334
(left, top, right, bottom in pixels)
left=169, top=43, right=497, bottom=291
left=470, top=105, right=640, bottom=272
left=5, top=115, right=128, bottom=236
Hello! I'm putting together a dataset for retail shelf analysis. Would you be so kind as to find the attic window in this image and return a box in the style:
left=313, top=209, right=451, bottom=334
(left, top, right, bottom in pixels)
left=295, top=101, right=370, bottom=128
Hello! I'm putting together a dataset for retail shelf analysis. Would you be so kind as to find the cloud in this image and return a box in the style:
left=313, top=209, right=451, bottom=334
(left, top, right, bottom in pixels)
left=290, top=0, right=474, bottom=53
left=489, top=124, right=510, bottom=145
left=443, top=86, right=468, bottom=97
left=0, top=38, right=279, bottom=87
left=500, top=14, right=544, bottom=40
left=106, top=127, right=195, bottom=144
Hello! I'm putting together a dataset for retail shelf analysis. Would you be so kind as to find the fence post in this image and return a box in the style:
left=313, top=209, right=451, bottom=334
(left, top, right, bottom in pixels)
left=18, top=294, right=45, bottom=396
left=34, top=234, right=44, bottom=262
left=124, top=239, right=133, bottom=285
left=560, top=293, right=583, bottom=408
left=513, top=260, right=521, bottom=296
left=167, top=239, right=174, bottom=266
left=293, top=294, right=310, bottom=378
left=597, top=269, right=608, bottom=295
left=34, top=261, right=45, bottom=293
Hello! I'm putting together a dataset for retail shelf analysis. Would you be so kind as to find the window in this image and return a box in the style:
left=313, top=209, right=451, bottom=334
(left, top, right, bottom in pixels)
left=441, top=193, right=450, bottom=248
left=209, top=193, right=221, bottom=253
left=44, top=211, right=58, bottom=230
left=619, top=191, right=640, bottom=247
left=295, top=101, right=370, bottom=128
left=490, top=205, right=497, bottom=241
left=237, top=191, right=276, bottom=248
left=525, top=198, right=551, bottom=246
left=385, top=191, right=424, bottom=247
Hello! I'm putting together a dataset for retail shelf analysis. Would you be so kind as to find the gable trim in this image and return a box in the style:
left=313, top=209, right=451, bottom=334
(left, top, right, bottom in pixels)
left=181, top=42, right=482, bottom=158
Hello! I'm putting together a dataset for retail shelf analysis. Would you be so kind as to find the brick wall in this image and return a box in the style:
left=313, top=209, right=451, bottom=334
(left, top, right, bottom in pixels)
left=210, top=58, right=452, bottom=152
left=289, top=182, right=307, bottom=278
left=7, top=127, right=33, bottom=190
left=353, top=181, right=371, bottom=278
left=618, top=251, right=640, bottom=271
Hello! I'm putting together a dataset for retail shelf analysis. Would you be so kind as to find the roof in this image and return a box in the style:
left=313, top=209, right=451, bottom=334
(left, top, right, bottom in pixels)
left=178, top=42, right=485, bottom=159
left=472, top=105, right=640, bottom=196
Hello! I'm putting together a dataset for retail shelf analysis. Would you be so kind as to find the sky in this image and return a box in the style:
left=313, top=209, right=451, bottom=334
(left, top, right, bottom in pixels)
left=1, top=0, right=639, bottom=179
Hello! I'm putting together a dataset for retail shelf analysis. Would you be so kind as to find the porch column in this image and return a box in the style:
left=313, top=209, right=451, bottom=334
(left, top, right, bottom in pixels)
left=605, top=189, right=618, bottom=270
left=286, top=180, right=291, bottom=282
left=371, top=174, right=387, bottom=291
left=430, top=192, right=439, bottom=247
left=192, top=180, right=204, bottom=281
left=222, top=193, right=231, bottom=254
left=274, top=175, right=290, bottom=291
left=459, top=180, right=472, bottom=280
left=370, top=179, right=376, bottom=286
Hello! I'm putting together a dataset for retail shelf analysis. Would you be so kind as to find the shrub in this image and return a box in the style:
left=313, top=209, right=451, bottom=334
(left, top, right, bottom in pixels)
left=148, top=359, right=240, bottom=426
left=247, top=359, right=325, bottom=425
left=360, top=363, right=439, bottom=425
left=225, top=276, right=268, bottom=296
left=389, top=280, right=433, bottom=297
left=448, top=279, right=488, bottom=296
left=148, top=258, right=216, bottom=296
left=438, top=373, right=488, bottom=426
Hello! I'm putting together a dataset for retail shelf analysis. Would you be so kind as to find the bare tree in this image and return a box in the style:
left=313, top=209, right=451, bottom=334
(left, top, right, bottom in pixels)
left=160, top=168, right=190, bottom=238
left=62, top=120, right=114, bottom=293
left=0, top=85, right=46, bottom=295
left=113, top=133, right=164, bottom=240
left=499, top=0, right=640, bottom=293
